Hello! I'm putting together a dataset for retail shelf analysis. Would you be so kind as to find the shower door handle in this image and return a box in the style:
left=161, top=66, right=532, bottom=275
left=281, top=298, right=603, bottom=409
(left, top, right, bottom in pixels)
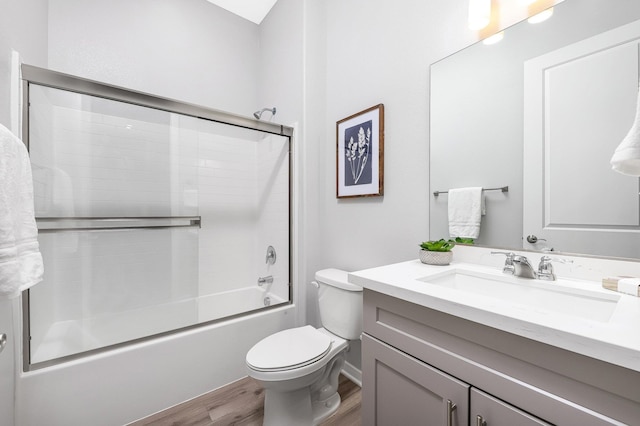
left=0, top=333, right=6, bottom=354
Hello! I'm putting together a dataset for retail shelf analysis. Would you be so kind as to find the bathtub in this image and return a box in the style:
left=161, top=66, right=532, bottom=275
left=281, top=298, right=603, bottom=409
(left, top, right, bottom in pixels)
left=30, top=286, right=286, bottom=367
left=198, top=286, right=286, bottom=323
left=17, top=299, right=295, bottom=426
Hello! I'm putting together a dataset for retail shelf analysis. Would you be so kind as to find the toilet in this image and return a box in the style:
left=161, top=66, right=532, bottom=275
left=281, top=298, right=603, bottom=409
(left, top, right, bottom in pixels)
left=246, top=268, right=363, bottom=426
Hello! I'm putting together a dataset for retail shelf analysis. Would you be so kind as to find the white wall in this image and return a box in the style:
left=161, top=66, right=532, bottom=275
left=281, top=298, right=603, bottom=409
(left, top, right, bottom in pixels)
left=0, top=0, right=48, bottom=124
left=318, top=0, right=569, bottom=273
left=48, top=0, right=260, bottom=115
left=318, top=0, right=473, bottom=275
left=256, top=0, right=308, bottom=326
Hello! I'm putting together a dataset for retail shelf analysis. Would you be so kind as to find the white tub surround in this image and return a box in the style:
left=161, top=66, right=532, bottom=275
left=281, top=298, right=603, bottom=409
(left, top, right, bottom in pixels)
left=349, top=246, right=640, bottom=373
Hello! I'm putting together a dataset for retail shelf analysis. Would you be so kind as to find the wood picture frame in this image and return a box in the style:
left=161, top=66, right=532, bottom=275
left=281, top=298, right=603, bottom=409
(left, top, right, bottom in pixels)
left=336, top=104, right=384, bottom=198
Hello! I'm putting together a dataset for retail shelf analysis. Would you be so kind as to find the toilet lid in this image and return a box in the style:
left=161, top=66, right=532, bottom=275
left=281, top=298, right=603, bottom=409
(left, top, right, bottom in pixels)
left=246, top=326, right=332, bottom=372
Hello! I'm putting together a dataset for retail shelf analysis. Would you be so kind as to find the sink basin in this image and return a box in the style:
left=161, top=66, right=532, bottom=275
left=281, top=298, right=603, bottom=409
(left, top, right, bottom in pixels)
left=418, top=269, right=620, bottom=322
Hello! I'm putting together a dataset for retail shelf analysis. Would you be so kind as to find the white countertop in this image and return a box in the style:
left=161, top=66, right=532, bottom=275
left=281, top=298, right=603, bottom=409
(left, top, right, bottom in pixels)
left=349, top=259, right=640, bottom=373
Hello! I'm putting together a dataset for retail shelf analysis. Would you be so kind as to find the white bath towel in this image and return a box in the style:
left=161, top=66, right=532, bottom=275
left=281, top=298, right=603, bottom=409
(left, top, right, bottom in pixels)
left=448, top=187, right=483, bottom=239
left=611, top=85, right=640, bottom=176
left=0, top=123, right=44, bottom=299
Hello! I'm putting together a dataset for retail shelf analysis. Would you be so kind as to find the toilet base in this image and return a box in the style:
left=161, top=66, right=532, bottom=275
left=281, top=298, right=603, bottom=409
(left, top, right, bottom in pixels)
left=312, top=391, right=341, bottom=424
left=263, top=386, right=313, bottom=426
left=260, top=352, right=346, bottom=426
left=262, top=387, right=342, bottom=426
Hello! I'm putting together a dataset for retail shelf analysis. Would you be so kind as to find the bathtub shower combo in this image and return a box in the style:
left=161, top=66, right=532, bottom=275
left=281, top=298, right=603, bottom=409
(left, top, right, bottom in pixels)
left=21, top=65, right=293, bottom=369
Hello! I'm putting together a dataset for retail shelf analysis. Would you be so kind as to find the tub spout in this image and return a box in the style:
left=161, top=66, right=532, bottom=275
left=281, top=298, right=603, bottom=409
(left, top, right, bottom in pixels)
left=258, top=275, right=274, bottom=286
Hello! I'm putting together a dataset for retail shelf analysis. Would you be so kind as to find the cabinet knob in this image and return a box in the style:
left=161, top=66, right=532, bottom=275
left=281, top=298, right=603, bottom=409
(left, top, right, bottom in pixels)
left=476, top=415, right=487, bottom=426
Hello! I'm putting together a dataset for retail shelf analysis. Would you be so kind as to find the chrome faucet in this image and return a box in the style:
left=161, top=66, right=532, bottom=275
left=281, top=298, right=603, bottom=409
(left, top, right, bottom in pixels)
left=493, top=252, right=573, bottom=281
left=265, top=246, right=277, bottom=265
left=258, top=275, right=273, bottom=286
left=537, top=256, right=573, bottom=281
left=512, top=255, right=537, bottom=279
left=491, top=252, right=537, bottom=279
left=537, top=256, right=556, bottom=281
left=491, top=251, right=516, bottom=275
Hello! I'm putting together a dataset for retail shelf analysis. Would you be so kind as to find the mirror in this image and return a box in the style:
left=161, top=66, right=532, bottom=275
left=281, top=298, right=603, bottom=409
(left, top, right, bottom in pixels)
left=430, top=0, right=640, bottom=259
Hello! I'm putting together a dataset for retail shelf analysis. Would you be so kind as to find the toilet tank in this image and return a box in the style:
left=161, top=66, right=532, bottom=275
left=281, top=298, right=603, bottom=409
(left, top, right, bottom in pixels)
left=315, top=269, right=363, bottom=340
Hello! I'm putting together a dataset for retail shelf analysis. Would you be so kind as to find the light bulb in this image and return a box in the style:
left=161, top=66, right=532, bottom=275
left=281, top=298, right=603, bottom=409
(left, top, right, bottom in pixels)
left=468, top=0, right=491, bottom=30
left=528, top=7, right=554, bottom=24
left=483, top=31, right=504, bottom=45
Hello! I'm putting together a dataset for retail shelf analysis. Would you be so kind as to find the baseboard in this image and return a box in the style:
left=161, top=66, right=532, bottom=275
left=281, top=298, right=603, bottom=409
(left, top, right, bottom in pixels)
left=341, top=361, right=362, bottom=387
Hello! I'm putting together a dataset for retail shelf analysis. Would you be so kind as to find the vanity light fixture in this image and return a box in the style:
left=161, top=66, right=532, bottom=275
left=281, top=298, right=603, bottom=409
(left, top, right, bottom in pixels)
left=483, top=31, right=504, bottom=45
left=468, top=0, right=491, bottom=30
left=528, top=7, right=554, bottom=24
left=611, top=83, right=640, bottom=176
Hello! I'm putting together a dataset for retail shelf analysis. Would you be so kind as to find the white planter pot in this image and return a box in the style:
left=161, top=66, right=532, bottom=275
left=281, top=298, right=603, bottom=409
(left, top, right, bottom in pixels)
left=419, top=249, right=453, bottom=266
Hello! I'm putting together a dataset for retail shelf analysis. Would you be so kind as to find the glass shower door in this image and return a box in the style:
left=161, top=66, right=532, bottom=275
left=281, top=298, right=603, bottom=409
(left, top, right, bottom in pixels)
left=28, top=84, right=201, bottom=364
left=25, top=79, right=291, bottom=368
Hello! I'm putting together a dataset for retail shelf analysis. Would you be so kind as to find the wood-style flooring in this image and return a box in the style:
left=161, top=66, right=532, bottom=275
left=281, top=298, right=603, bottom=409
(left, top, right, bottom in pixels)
left=129, top=374, right=361, bottom=426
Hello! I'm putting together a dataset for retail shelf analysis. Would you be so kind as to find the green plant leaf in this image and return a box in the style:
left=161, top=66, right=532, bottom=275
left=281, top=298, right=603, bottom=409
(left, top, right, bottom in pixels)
left=454, top=237, right=475, bottom=245
left=419, top=239, right=456, bottom=252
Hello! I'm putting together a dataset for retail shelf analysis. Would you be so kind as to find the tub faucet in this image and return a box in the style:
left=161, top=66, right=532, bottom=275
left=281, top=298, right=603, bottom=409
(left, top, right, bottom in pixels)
left=258, top=275, right=274, bottom=286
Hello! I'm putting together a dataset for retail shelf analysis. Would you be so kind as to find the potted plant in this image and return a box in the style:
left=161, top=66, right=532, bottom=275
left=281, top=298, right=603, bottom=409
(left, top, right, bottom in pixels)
left=419, top=239, right=456, bottom=265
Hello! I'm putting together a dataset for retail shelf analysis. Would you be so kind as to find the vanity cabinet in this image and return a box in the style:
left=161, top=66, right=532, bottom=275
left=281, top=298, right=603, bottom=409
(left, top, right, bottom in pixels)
left=363, top=335, right=550, bottom=426
left=362, top=289, right=640, bottom=425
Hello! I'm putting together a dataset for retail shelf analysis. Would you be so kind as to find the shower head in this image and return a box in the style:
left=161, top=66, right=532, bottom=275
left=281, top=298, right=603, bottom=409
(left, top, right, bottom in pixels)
left=253, top=107, right=276, bottom=120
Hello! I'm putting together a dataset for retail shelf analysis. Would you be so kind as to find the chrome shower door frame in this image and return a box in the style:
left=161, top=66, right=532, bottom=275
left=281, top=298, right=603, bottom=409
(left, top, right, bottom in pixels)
left=20, top=64, right=294, bottom=371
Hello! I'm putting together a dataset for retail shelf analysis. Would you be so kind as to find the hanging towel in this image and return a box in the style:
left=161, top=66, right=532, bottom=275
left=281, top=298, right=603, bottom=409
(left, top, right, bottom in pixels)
left=0, top=123, right=44, bottom=299
left=611, top=84, right=640, bottom=176
left=448, top=187, right=483, bottom=239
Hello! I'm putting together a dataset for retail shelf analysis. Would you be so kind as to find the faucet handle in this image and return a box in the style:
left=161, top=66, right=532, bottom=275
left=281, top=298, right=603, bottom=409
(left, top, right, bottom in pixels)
left=539, top=255, right=574, bottom=265
left=491, top=251, right=516, bottom=275
left=537, top=256, right=555, bottom=281
left=537, top=256, right=573, bottom=280
left=491, top=251, right=515, bottom=260
left=265, top=245, right=277, bottom=265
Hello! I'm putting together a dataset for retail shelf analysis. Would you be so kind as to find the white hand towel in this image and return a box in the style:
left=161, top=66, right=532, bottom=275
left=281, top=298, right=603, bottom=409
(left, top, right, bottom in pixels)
left=611, top=84, right=640, bottom=176
left=0, top=123, right=44, bottom=299
left=448, top=187, right=483, bottom=239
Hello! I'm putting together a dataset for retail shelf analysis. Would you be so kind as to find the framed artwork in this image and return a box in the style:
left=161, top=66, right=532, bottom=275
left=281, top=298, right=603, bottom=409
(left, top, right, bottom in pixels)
left=336, top=104, right=384, bottom=198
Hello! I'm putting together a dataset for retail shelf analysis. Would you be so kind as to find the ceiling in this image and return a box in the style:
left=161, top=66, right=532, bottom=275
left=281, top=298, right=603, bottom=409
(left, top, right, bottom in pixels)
left=206, top=0, right=278, bottom=25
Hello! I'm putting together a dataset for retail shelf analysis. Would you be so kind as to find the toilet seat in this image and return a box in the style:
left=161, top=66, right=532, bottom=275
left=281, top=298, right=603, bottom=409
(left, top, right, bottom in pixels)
left=246, top=326, right=332, bottom=372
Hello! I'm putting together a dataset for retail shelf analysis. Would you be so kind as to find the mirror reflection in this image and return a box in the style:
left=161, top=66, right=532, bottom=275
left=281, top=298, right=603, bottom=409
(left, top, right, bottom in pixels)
left=430, top=0, right=640, bottom=259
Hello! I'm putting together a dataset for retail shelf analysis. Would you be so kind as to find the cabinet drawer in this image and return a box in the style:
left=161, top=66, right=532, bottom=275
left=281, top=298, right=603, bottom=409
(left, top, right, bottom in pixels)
left=471, top=388, right=551, bottom=426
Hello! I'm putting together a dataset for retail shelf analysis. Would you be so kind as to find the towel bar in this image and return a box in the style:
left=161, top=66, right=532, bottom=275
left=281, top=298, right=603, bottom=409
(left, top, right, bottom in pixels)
left=35, top=216, right=201, bottom=232
left=433, top=186, right=509, bottom=197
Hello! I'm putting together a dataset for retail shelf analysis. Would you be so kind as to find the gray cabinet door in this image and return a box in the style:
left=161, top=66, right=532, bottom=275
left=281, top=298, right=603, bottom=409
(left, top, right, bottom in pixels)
left=471, top=388, right=551, bottom=426
left=362, top=334, right=469, bottom=426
